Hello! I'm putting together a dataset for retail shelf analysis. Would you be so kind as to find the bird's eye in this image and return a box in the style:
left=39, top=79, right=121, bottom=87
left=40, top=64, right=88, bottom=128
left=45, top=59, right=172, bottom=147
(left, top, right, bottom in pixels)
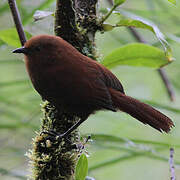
left=35, top=46, right=41, bottom=52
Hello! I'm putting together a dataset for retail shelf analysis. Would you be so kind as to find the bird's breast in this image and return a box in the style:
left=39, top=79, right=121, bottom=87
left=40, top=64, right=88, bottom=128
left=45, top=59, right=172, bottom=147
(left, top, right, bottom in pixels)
left=26, top=61, right=90, bottom=103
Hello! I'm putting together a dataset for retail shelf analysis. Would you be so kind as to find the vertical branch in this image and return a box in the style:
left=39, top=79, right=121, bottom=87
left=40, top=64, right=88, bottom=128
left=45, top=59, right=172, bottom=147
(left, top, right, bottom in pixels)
left=55, top=0, right=98, bottom=57
left=29, top=101, right=80, bottom=180
left=8, top=0, right=98, bottom=179
left=54, top=0, right=78, bottom=47
left=8, top=0, right=78, bottom=179
left=8, top=0, right=26, bottom=46
left=157, top=68, right=175, bottom=101
left=29, top=0, right=99, bottom=180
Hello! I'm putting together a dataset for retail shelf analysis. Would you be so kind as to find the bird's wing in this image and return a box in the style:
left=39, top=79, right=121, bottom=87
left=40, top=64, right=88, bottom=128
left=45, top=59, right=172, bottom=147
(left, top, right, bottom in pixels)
left=78, top=64, right=117, bottom=112
left=40, top=59, right=116, bottom=112
left=78, top=59, right=124, bottom=111
left=94, top=61, right=125, bottom=94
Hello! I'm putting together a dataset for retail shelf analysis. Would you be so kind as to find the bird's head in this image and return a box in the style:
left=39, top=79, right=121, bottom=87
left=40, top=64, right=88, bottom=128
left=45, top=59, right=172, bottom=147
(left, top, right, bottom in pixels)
left=12, top=35, right=71, bottom=65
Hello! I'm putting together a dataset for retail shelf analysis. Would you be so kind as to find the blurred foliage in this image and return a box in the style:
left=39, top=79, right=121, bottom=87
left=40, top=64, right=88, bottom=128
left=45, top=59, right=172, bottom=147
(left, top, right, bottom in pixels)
left=0, top=0, right=180, bottom=179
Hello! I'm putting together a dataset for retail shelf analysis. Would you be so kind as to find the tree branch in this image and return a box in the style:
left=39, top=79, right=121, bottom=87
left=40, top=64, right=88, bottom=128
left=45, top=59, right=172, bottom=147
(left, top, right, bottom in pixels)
left=8, top=0, right=26, bottom=46
left=54, top=0, right=78, bottom=47
left=55, top=0, right=98, bottom=57
left=157, top=68, right=175, bottom=101
left=28, top=0, right=99, bottom=179
left=8, top=0, right=98, bottom=179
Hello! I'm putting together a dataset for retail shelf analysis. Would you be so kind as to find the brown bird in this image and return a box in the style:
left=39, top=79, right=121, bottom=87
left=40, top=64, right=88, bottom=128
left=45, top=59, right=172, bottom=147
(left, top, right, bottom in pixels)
left=13, top=35, right=174, bottom=137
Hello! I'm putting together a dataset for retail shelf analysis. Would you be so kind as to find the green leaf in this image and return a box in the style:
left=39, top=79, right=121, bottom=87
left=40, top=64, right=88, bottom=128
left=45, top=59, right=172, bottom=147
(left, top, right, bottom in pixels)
left=75, top=154, right=88, bottom=180
left=116, top=18, right=153, bottom=32
left=168, top=0, right=176, bottom=5
left=114, top=0, right=126, bottom=6
left=102, top=43, right=170, bottom=69
left=114, top=11, right=173, bottom=61
left=0, top=28, right=32, bottom=47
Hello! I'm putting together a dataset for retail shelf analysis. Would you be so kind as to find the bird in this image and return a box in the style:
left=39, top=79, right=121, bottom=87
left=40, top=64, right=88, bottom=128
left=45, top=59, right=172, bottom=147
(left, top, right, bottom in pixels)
left=13, top=34, right=174, bottom=137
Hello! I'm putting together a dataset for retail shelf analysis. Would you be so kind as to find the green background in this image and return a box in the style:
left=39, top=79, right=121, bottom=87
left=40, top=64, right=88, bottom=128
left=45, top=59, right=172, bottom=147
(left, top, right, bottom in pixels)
left=0, top=0, right=180, bottom=179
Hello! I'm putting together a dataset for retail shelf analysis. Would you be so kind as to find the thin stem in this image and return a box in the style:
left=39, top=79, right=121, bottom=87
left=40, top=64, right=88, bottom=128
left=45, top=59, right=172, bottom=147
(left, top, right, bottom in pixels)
left=128, top=27, right=146, bottom=43
left=157, top=69, right=175, bottom=101
left=100, top=4, right=118, bottom=24
left=169, top=148, right=176, bottom=180
left=8, top=0, right=26, bottom=46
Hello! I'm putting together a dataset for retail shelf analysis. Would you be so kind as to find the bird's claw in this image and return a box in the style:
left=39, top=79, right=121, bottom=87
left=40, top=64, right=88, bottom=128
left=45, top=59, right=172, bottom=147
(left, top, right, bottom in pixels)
left=40, top=130, right=65, bottom=141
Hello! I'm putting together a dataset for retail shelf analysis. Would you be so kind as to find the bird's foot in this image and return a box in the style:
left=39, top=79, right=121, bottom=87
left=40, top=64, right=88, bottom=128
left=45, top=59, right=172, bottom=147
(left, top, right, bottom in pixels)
left=40, top=130, right=66, bottom=142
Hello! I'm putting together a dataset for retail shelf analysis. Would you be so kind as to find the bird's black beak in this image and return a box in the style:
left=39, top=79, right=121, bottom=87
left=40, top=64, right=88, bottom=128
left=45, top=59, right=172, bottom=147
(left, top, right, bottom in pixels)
left=12, top=47, right=29, bottom=54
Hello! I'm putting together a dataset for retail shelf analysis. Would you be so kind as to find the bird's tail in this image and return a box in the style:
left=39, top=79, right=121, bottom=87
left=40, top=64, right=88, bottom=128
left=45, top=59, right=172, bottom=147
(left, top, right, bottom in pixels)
left=109, top=88, right=174, bottom=133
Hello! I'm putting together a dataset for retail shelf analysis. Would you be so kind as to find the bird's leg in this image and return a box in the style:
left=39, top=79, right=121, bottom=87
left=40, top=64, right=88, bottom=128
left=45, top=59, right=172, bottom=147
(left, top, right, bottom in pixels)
left=41, top=116, right=88, bottom=140
left=60, top=117, right=88, bottom=137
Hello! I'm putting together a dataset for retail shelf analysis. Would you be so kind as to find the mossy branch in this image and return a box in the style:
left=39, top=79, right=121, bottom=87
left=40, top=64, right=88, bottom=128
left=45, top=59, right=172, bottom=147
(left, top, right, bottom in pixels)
left=28, top=0, right=98, bottom=180
left=8, top=0, right=98, bottom=179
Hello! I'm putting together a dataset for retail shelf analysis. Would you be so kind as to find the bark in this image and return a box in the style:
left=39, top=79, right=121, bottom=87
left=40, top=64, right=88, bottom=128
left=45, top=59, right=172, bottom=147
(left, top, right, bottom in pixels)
left=29, top=0, right=98, bottom=179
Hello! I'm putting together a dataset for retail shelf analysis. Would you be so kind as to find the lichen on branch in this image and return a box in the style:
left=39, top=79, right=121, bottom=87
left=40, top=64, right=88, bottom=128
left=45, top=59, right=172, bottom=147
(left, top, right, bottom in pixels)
left=29, top=0, right=99, bottom=180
